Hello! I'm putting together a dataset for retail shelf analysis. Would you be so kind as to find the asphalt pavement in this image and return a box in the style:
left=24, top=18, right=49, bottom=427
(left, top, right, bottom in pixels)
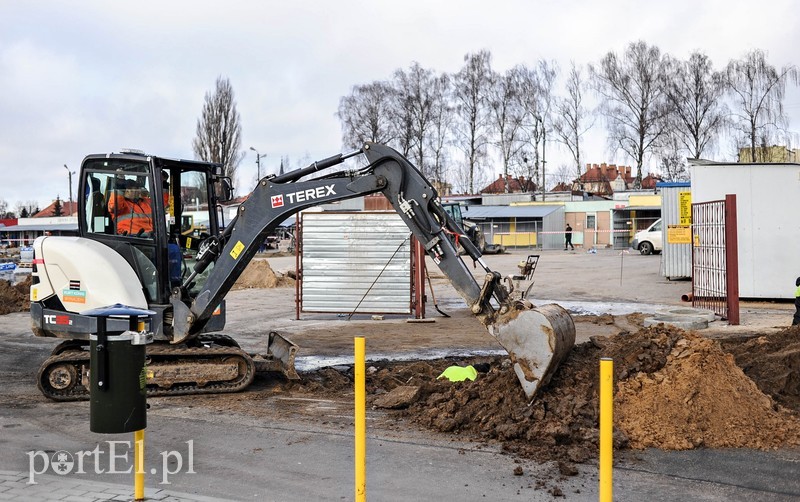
left=2, top=407, right=799, bottom=501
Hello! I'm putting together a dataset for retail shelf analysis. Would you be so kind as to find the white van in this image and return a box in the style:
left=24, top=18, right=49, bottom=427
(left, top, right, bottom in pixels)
left=631, top=218, right=662, bottom=255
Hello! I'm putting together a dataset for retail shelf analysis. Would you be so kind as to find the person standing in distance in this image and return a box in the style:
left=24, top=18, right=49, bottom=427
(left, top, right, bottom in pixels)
left=564, top=224, right=574, bottom=251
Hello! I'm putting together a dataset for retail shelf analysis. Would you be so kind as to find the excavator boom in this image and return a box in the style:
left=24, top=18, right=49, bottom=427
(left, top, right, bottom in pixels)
left=172, top=142, right=575, bottom=398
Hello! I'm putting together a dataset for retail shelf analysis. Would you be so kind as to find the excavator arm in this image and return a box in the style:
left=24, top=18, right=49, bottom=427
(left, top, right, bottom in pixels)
left=171, top=143, right=574, bottom=398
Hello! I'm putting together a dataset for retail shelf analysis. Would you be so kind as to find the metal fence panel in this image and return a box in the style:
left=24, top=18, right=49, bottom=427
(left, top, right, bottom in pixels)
left=300, top=212, right=411, bottom=314
left=692, top=200, right=728, bottom=318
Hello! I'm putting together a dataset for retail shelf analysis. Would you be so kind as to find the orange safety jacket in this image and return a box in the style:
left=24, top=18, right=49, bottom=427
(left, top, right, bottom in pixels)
left=108, top=193, right=154, bottom=235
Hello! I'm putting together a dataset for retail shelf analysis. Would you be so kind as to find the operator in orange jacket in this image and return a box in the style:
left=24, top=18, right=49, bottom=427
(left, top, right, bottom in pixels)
left=107, top=179, right=155, bottom=236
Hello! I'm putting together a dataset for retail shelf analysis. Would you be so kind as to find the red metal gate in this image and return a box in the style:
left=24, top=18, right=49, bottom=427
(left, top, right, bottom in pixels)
left=691, top=194, right=739, bottom=324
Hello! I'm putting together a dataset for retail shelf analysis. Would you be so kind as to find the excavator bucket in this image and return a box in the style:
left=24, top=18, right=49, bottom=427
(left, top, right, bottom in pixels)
left=490, top=304, right=575, bottom=400
left=252, top=331, right=300, bottom=380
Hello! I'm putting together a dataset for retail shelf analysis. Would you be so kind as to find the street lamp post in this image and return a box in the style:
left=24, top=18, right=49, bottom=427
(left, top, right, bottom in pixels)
left=541, top=129, right=547, bottom=202
left=64, top=164, right=75, bottom=216
left=249, top=147, right=267, bottom=181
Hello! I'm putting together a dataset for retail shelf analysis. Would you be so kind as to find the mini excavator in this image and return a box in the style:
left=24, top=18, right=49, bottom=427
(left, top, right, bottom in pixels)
left=30, top=143, right=575, bottom=401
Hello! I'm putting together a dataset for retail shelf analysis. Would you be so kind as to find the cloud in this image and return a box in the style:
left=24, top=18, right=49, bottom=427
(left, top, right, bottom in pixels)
left=1, top=0, right=799, bottom=209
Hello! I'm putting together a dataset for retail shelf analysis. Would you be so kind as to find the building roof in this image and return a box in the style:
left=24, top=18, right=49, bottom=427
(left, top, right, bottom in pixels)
left=656, top=181, right=691, bottom=188
left=579, top=163, right=634, bottom=184
left=613, top=205, right=661, bottom=212
left=640, top=173, right=662, bottom=189
left=461, top=205, right=562, bottom=219
left=0, top=223, right=79, bottom=232
left=480, top=174, right=537, bottom=194
left=32, top=200, right=78, bottom=218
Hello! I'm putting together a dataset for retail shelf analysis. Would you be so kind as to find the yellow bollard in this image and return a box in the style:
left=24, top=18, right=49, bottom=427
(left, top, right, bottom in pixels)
left=134, top=429, right=144, bottom=501
left=599, top=358, right=613, bottom=502
left=354, top=337, right=366, bottom=502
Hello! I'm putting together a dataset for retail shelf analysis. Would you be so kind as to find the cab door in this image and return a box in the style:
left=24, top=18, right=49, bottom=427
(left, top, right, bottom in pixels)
left=78, top=155, right=166, bottom=304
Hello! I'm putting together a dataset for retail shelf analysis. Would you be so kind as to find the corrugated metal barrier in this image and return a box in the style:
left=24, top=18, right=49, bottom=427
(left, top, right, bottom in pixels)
left=299, top=212, right=412, bottom=315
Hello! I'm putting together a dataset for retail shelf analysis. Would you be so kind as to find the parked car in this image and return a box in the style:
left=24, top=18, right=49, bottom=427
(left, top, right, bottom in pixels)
left=631, top=218, right=662, bottom=255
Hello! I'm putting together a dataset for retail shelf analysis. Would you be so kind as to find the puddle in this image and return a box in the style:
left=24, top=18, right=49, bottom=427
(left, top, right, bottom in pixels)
left=435, top=296, right=674, bottom=317
left=534, top=298, right=674, bottom=316
left=295, top=348, right=504, bottom=372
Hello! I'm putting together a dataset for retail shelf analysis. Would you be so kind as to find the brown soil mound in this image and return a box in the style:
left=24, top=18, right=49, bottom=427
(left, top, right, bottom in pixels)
left=232, top=260, right=294, bottom=290
left=720, top=327, right=800, bottom=412
left=616, top=332, right=800, bottom=450
left=396, top=326, right=689, bottom=463
left=276, top=325, right=800, bottom=465
left=169, top=322, right=800, bottom=473
left=0, top=276, right=31, bottom=314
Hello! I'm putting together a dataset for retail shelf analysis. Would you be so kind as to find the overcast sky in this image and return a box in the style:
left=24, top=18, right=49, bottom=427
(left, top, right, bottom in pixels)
left=1, top=0, right=798, bottom=212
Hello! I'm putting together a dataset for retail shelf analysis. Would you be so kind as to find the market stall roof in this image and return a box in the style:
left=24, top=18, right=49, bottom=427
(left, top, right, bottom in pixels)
left=612, top=206, right=660, bottom=212
left=461, top=205, right=562, bottom=219
left=0, top=223, right=78, bottom=232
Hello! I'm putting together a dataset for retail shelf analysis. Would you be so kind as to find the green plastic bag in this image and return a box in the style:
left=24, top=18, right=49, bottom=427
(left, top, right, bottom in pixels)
left=437, top=365, right=478, bottom=382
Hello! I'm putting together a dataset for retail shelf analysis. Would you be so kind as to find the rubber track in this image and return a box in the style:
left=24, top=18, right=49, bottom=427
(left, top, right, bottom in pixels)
left=37, top=344, right=255, bottom=402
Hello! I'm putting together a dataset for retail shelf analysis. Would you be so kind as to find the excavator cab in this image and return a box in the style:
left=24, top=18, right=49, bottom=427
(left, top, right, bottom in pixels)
left=76, top=153, right=227, bottom=311
left=31, top=153, right=287, bottom=400
left=33, top=151, right=234, bottom=336
left=441, top=202, right=486, bottom=253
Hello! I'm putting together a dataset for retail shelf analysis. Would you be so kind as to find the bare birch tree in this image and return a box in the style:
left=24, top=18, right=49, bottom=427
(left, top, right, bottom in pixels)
left=337, top=81, right=396, bottom=149
left=392, top=63, right=441, bottom=177
left=453, top=50, right=493, bottom=193
left=553, top=62, right=592, bottom=180
left=488, top=68, right=526, bottom=191
left=590, top=41, right=670, bottom=188
left=655, top=130, right=690, bottom=181
left=426, top=73, right=454, bottom=184
left=192, top=76, right=244, bottom=189
left=515, top=60, right=558, bottom=195
left=662, top=51, right=727, bottom=160
left=0, top=199, right=10, bottom=218
left=724, top=49, right=799, bottom=162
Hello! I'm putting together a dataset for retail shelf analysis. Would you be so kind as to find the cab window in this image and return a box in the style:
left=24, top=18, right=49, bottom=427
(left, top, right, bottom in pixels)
left=81, top=159, right=160, bottom=302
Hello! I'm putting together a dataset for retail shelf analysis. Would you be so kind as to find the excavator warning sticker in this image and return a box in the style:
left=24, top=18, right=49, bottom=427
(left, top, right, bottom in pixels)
left=271, top=194, right=284, bottom=208
left=230, top=240, right=245, bottom=260
left=62, top=289, right=86, bottom=304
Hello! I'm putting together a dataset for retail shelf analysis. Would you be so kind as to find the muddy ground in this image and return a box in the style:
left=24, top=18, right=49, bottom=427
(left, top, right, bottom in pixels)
left=4, top=252, right=799, bottom=491
left=171, top=323, right=800, bottom=477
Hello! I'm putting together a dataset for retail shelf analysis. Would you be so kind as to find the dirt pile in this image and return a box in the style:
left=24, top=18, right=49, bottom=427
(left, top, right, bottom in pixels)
left=283, top=325, right=800, bottom=465
left=232, top=259, right=294, bottom=290
left=167, top=321, right=800, bottom=472
left=394, top=326, right=690, bottom=464
left=616, top=332, right=800, bottom=450
left=0, top=276, right=30, bottom=315
left=720, top=327, right=800, bottom=412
